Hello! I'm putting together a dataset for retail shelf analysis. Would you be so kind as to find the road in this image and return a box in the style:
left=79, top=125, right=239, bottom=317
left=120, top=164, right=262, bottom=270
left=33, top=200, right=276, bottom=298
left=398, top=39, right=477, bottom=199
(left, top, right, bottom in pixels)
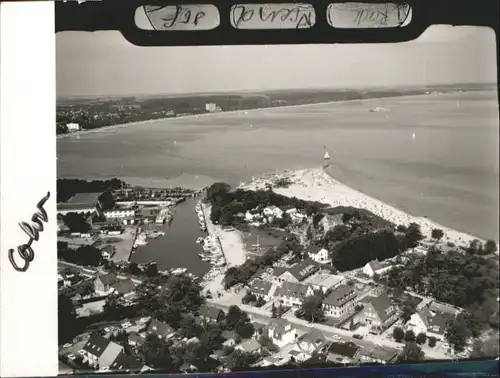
left=208, top=300, right=450, bottom=360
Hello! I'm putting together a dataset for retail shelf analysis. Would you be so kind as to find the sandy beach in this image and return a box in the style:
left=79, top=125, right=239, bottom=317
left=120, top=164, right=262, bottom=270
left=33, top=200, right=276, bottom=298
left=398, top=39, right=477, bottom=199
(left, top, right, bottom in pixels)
left=240, top=167, right=485, bottom=248
left=200, top=203, right=247, bottom=295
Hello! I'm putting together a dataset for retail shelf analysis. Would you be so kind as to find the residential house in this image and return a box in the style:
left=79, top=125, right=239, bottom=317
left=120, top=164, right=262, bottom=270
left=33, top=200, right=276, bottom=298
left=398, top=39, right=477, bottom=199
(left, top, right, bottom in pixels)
left=198, top=305, right=225, bottom=323
left=80, top=335, right=123, bottom=369
left=58, top=236, right=97, bottom=250
left=263, top=206, right=283, bottom=219
left=277, top=281, right=314, bottom=308
left=427, top=300, right=460, bottom=317
left=323, top=284, right=358, bottom=319
left=267, top=319, right=297, bottom=348
left=358, top=346, right=399, bottom=364
left=112, top=278, right=136, bottom=298
left=235, top=339, right=262, bottom=354
left=128, top=333, right=146, bottom=348
left=306, top=273, right=345, bottom=293
left=222, top=330, right=238, bottom=347
left=306, top=245, right=330, bottom=264
left=319, top=212, right=344, bottom=233
left=362, top=260, right=392, bottom=278
left=326, top=341, right=360, bottom=365
left=57, top=192, right=103, bottom=216
left=291, top=329, right=328, bottom=360
left=406, top=306, right=454, bottom=341
left=109, top=351, right=142, bottom=372
left=147, top=319, right=176, bottom=339
left=354, top=292, right=398, bottom=333
left=100, top=245, right=114, bottom=260
left=272, top=259, right=321, bottom=284
left=252, top=323, right=266, bottom=339
left=94, top=273, right=118, bottom=295
left=249, top=279, right=278, bottom=301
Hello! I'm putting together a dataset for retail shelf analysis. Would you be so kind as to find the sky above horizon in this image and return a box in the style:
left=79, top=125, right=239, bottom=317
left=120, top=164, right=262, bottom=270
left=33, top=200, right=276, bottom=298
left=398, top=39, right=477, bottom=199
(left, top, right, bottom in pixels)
left=56, top=25, right=497, bottom=97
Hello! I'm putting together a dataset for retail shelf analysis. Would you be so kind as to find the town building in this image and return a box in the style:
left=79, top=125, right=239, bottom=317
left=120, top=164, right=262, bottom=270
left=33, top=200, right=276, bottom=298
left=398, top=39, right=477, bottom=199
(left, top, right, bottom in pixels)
left=272, top=259, right=321, bottom=284
left=57, top=192, right=103, bottom=216
left=109, top=351, right=143, bottom=372
left=103, top=208, right=137, bottom=225
left=326, top=341, right=360, bottom=365
left=267, top=319, right=297, bottom=348
left=263, top=206, right=284, bottom=219
left=306, top=245, right=330, bottom=264
left=354, top=292, right=398, bottom=333
left=276, top=281, right=314, bottom=308
left=293, top=329, right=328, bottom=357
left=249, top=279, right=278, bottom=301
left=94, top=273, right=118, bottom=295
left=80, top=335, right=123, bottom=369
left=362, top=260, right=393, bottom=277
left=306, top=273, right=345, bottom=293
left=357, top=346, right=399, bottom=364
left=112, top=278, right=136, bottom=298
left=147, top=319, right=176, bottom=339
left=205, top=103, right=221, bottom=112
left=235, top=339, right=262, bottom=354
left=406, top=306, right=454, bottom=341
left=58, top=236, right=98, bottom=250
left=198, top=305, right=225, bottom=323
left=66, top=122, right=80, bottom=131
left=322, top=284, right=358, bottom=319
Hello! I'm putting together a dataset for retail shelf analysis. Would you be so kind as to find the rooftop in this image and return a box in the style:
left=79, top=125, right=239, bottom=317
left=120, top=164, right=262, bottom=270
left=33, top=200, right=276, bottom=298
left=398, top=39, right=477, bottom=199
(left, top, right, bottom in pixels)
left=147, top=319, right=175, bottom=337
left=364, top=292, right=395, bottom=322
left=82, top=335, right=112, bottom=357
left=287, top=258, right=321, bottom=281
left=112, top=278, right=136, bottom=295
left=67, top=192, right=102, bottom=206
left=58, top=236, right=96, bottom=246
left=110, top=351, right=142, bottom=372
left=277, top=281, right=311, bottom=299
left=323, top=284, right=356, bottom=307
left=306, top=273, right=345, bottom=288
left=250, top=279, right=274, bottom=296
left=199, top=305, right=224, bottom=320
left=327, top=341, right=360, bottom=358
left=238, top=339, right=261, bottom=353
left=359, top=346, right=399, bottom=362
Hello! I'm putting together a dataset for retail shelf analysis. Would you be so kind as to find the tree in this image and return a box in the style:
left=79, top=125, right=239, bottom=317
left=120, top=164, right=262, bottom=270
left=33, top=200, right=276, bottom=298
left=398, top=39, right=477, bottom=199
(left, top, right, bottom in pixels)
left=404, top=330, right=416, bottom=342
left=404, top=223, right=424, bottom=249
left=392, top=327, right=405, bottom=342
left=242, top=292, right=257, bottom=305
left=428, top=336, right=437, bottom=348
left=400, top=298, right=417, bottom=324
left=226, top=350, right=259, bottom=370
left=470, top=333, right=500, bottom=358
left=296, top=295, right=325, bottom=323
left=445, top=314, right=471, bottom=353
left=63, top=212, right=91, bottom=233
left=141, top=334, right=174, bottom=370
left=271, top=302, right=277, bottom=318
left=236, top=321, right=255, bottom=339
left=415, top=332, right=427, bottom=345
left=398, top=341, right=425, bottom=362
left=58, top=293, right=78, bottom=344
left=146, top=263, right=159, bottom=277
left=483, top=240, right=498, bottom=255
left=129, top=262, right=141, bottom=275
left=160, top=275, right=203, bottom=313
left=431, top=228, right=444, bottom=241
left=396, top=225, right=407, bottom=233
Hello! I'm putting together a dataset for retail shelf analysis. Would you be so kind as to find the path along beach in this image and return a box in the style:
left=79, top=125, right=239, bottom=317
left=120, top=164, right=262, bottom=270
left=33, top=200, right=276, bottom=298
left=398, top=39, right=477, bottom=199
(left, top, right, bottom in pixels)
left=240, top=167, right=486, bottom=248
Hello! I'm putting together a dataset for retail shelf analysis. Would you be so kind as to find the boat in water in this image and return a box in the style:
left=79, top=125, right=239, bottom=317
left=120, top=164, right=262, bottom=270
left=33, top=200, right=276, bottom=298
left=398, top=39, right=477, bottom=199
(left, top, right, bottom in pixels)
left=171, top=268, right=187, bottom=275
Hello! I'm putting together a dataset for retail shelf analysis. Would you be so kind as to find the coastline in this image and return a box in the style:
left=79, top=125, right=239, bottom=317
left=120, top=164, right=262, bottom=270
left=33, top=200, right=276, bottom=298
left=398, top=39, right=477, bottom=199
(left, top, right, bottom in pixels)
left=239, top=167, right=485, bottom=248
left=56, top=90, right=464, bottom=140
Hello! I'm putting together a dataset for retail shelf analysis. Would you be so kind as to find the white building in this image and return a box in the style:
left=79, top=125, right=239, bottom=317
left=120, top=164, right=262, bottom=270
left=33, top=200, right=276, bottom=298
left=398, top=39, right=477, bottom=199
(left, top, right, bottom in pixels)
left=363, top=260, right=393, bottom=277
left=263, top=206, right=283, bottom=219
left=206, top=103, right=221, bottom=112
left=104, top=209, right=135, bottom=219
left=267, top=319, right=297, bottom=348
left=306, top=245, right=330, bottom=264
left=67, top=122, right=80, bottom=131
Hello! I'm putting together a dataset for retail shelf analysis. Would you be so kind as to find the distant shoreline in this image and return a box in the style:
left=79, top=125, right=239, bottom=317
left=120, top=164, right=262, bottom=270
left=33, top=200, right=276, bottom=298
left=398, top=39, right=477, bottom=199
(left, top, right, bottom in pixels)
left=56, top=89, right=485, bottom=140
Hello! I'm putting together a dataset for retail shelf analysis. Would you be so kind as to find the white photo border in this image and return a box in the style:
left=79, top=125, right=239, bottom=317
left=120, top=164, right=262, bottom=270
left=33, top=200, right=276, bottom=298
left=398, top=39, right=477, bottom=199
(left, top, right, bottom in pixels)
left=1, top=1, right=58, bottom=377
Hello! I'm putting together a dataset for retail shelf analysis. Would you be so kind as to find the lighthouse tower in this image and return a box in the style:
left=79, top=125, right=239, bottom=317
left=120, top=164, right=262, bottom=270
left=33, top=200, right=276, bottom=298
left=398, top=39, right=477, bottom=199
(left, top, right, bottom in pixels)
left=323, top=151, right=330, bottom=168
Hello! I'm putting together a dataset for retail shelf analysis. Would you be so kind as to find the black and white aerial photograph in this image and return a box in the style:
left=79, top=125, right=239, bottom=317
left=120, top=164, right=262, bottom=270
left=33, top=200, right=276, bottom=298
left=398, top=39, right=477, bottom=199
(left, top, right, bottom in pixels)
left=56, top=3, right=499, bottom=375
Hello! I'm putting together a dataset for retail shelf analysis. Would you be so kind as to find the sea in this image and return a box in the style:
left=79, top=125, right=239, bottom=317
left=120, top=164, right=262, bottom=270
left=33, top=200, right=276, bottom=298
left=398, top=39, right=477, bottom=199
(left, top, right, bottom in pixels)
left=57, top=90, right=499, bottom=272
